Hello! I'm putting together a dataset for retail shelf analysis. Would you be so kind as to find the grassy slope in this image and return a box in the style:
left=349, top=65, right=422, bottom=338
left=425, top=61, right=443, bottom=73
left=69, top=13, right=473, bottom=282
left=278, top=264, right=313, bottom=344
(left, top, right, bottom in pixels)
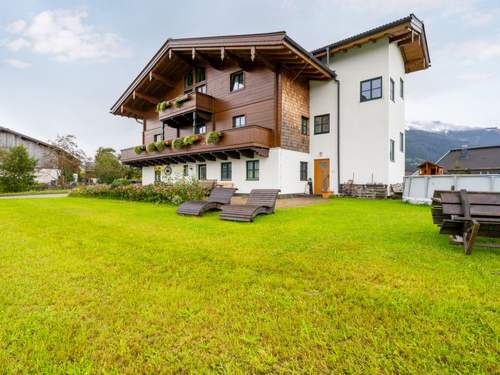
left=0, top=198, right=498, bottom=373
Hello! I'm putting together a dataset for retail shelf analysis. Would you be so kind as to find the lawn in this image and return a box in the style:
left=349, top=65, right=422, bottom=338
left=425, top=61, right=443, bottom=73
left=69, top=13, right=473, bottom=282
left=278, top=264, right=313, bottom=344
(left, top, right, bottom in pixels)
left=0, top=197, right=498, bottom=373
left=0, top=189, right=70, bottom=197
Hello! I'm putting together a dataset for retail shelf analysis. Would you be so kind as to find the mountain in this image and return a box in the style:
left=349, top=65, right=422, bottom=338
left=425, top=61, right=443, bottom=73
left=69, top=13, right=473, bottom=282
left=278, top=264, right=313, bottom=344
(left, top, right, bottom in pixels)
left=405, top=122, right=500, bottom=173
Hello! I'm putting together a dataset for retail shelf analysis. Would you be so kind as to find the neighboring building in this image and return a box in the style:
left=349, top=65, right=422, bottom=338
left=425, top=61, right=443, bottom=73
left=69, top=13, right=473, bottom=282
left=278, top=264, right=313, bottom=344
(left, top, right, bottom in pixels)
left=0, top=126, right=76, bottom=184
left=417, top=161, right=444, bottom=176
left=111, top=14, right=430, bottom=194
left=437, top=145, right=500, bottom=174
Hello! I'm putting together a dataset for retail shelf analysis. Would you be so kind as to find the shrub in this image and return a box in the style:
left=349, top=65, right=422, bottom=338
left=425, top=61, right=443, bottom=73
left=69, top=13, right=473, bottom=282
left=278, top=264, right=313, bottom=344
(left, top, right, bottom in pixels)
left=171, top=138, right=185, bottom=150
left=134, top=145, right=145, bottom=154
left=147, top=142, right=157, bottom=153
left=0, top=145, right=37, bottom=192
left=206, top=131, right=222, bottom=145
left=70, top=180, right=209, bottom=205
left=154, top=141, right=166, bottom=152
left=155, top=101, right=170, bottom=113
left=182, top=135, right=199, bottom=146
left=111, top=178, right=130, bottom=188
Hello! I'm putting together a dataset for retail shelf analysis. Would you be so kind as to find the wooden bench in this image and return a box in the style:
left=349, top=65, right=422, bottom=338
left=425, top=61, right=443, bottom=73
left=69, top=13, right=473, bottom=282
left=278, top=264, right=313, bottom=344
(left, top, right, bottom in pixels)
left=219, top=189, right=280, bottom=222
left=432, top=190, right=500, bottom=254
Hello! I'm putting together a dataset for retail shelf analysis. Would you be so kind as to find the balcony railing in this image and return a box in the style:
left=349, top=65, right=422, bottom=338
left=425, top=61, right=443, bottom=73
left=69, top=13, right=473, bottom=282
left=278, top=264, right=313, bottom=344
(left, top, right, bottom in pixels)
left=121, top=125, right=273, bottom=166
left=158, top=92, right=214, bottom=124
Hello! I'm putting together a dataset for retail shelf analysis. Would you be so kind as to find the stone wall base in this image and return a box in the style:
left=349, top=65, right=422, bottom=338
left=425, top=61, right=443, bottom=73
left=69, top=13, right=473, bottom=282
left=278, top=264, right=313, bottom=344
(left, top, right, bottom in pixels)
left=341, top=183, right=388, bottom=199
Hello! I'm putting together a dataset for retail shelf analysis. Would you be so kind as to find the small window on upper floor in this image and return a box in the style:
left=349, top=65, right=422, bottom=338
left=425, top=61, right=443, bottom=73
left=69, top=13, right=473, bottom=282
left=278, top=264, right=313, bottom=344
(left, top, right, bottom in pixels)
left=314, top=114, right=330, bottom=135
left=233, top=115, right=246, bottom=128
left=195, top=67, right=205, bottom=83
left=194, top=123, right=206, bottom=135
left=230, top=71, right=244, bottom=92
left=184, top=71, right=193, bottom=93
left=390, top=78, right=395, bottom=102
left=301, top=116, right=309, bottom=135
left=360, top=77, right=382, bottom=102
left=400, top=78, right=404, bottom=99
left=153, top=134, right=163, bottom=142
left=196, top=84, right=207, bottom=94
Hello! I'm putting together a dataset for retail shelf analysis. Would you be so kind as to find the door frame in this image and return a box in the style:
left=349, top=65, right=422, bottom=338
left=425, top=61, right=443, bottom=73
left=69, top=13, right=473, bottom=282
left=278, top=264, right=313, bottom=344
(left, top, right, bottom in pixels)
left=314, top=158, right=330, bottom=194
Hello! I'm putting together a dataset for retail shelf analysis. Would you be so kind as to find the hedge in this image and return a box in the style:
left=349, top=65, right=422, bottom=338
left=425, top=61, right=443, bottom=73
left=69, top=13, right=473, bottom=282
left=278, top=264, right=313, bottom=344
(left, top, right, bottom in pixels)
left=70, top=180, right=208, bottom=205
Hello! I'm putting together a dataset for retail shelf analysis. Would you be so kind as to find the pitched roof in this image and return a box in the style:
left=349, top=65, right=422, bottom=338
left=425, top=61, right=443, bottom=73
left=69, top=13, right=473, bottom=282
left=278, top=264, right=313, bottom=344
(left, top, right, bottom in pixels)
left=437, top=145, right=500, bottom=172
left=311, top=14, right=430, bottom=74
left=110, top=31, right=334, bottom=118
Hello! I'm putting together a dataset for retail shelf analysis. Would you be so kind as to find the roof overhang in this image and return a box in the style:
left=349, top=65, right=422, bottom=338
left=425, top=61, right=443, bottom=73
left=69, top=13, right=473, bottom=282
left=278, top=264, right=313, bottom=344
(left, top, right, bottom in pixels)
left=311, top=14, right=430, bottom=74
left=111, top=32, right=334, bottom=119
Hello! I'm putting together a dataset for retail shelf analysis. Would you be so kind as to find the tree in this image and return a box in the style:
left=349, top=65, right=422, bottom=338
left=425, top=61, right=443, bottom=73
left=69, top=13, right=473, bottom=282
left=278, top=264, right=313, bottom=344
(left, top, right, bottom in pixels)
left=94, top=147, right=124, bottom=184
left=0, top=146, right=37, bottom=192
left=49, top=135, right=86, bottom=185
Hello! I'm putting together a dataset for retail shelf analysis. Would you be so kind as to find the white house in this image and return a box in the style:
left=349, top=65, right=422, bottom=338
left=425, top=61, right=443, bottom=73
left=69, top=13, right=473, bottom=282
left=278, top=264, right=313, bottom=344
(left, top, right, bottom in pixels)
left=112, top=14, right=430, bottom=196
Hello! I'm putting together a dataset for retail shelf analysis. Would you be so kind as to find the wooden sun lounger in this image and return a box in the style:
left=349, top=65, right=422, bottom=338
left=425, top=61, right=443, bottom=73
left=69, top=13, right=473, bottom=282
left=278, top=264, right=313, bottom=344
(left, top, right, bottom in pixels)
left=431, top=189, right=500, bottom=254
left=219, top=189, right=280, bottom=222
left=176, top=187, right=237, bottom=216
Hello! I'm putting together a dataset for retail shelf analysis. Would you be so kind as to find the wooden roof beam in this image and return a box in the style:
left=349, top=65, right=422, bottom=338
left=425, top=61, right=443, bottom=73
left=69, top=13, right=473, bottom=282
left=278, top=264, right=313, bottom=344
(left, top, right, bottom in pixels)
left=149, top=72, right=176, bottom=87
left=192, top=49, right=223, bottom=70
left=133, top=91, right=158, bottom=105
left=121, top=105, right=145, bottom=119
left=222, top=48, right=252, bottom=70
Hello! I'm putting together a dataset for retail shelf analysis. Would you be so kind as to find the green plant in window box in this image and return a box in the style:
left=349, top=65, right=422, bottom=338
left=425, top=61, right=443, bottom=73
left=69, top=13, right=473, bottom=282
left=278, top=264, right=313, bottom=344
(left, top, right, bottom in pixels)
left=172, top=137, right=185, bottom=150
left=154, top=140, right=166, bottom=152
left=205, top=131, right=223, bottom=145
left=134, top=145, right=146, bottom=154
left=146, top=142, right=157, bottom=153
left=155, top=101, right=171, bottom=113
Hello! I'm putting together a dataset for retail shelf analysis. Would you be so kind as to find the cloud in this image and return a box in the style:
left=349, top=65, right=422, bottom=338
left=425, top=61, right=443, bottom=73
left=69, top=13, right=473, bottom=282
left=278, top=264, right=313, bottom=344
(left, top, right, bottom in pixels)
left=3, top=59, right=32, bottom=69
left=6, top=38, right=30, bottom=51
left=4, top=9, right=131, bottom=63
left=441, top=35, right=500, bottom=64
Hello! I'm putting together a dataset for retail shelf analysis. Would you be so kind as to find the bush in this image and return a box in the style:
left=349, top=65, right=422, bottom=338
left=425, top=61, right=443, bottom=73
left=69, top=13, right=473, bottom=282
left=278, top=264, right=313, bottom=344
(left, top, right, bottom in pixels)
left=154, top=141, right=166, bottom=152
left=171, top=138, right=185, bottom=150
left=70, top=180, right=209, bottom=205
left=146, top=143, right=157, bottom=153
left=206, top=131, right=222, bottom=145
left=0, top=145, right=37, bottom=192
left=111, top=178, right=131, bottom=188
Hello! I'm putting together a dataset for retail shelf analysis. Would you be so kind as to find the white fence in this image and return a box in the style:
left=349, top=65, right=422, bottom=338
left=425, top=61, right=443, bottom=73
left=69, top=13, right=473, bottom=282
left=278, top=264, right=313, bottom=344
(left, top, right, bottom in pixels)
left=403, top=174, right=500, bottom=204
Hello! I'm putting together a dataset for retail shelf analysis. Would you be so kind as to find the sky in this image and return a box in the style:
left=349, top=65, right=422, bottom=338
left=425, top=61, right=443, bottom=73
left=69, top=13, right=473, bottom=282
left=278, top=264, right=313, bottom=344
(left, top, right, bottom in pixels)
left=1, top=0, right=499, bottom=157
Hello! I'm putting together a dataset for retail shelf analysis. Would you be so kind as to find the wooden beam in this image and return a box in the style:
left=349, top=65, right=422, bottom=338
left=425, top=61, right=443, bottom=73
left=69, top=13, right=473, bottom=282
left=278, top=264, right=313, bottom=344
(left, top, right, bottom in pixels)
left=149, top=72, right=176, bottom=87
left=193, top=49, right=223, bottom=70
left=224, top=49, right=251, bottom=70
left=213, top=152, right=228, bottom=160
left=133, top=91, right=158, bottom=105
left=183, top=155, right=197, bottom=163
left=170, top=50, right=193, bottom=66
left=225, top=151, right=240, bottom=159
left=254, top=51, right=277, bottom=72
left=240, top=149, right=255, bottom=158
left=121, top=105, right=145, bottom=119
left=200, top=153, right=216, bottom=161
left=253, top=147, right=269, bottom=158
left=192, top=154, right=205, bottom=162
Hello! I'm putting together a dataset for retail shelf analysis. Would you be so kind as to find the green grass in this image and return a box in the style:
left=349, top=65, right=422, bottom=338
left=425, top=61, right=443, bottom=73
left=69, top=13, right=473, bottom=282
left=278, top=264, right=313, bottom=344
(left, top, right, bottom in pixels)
left=0, top=197, right=498, bottom=373
left=0, top=189, right=69, bottom=197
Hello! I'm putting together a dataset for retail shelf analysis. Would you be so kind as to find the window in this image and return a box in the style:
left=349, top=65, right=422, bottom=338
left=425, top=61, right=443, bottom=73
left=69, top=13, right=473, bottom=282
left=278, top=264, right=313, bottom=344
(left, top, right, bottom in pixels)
left=230, top=71, right=244, bottom=92
left=153, top=134, right=163, bottom=142
left=246, top=160, right=259, bottom=180
left=300, top=161, right=308, bottom=181
left=196, top=84, right=207, bottom=94
left=399, top=132, right=404, bottom=152
left=301, top=116, right=309, bottom=135
left=400, top=78, right=404, bottom=99
left=154, top=169, right=161, bottom=183
left=360, top=77, right=382, bottom=102
left=194, top=123, right=206, bottom=135
left=221, top=162, right=232, bottom=181
left=195, top=67, right=205, bottom=83
left=197, top=164, right=207, bottom=180
left=390, top=78, right=395, bottom=102
left=233, top=115, right=246, bottom=128
left=184, top=71, right=193, bottom=92
left=183, top=165, right=189, bottom=177
left=314, top=114, right=330, bottom=134
left=390, top=139, right=395, bottom=162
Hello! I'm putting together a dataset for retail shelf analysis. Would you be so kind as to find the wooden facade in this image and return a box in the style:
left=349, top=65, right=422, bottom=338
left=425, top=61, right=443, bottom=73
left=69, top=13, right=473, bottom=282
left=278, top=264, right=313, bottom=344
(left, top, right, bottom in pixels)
left=111, top=32, right=333, bottom=166
left=418, top=161, right=444, bottom=176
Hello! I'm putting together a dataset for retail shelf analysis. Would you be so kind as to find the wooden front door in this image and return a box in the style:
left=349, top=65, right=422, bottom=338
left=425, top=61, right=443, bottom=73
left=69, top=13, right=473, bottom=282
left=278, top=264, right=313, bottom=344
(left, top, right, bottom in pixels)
left=314, top=159, right=330, bottom=194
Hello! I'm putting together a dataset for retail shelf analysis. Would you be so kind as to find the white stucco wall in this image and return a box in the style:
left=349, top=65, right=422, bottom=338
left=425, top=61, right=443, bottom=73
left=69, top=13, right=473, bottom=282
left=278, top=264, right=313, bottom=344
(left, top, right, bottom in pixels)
left=327, top=38, right=405, bottom=185
left=388, top=42, right=406, bottom=184
left=309, top=80, right=339, bottom=193
left=35, top=168, right=60, bottom=184
left=141, top=147, right=310, bottom=194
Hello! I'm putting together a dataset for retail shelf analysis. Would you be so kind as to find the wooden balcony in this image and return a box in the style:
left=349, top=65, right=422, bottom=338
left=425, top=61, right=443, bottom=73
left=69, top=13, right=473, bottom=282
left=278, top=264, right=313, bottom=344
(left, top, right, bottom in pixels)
left=158, top=92, right=214, bottom=126
left=121, top=125, right=273, bottom=167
